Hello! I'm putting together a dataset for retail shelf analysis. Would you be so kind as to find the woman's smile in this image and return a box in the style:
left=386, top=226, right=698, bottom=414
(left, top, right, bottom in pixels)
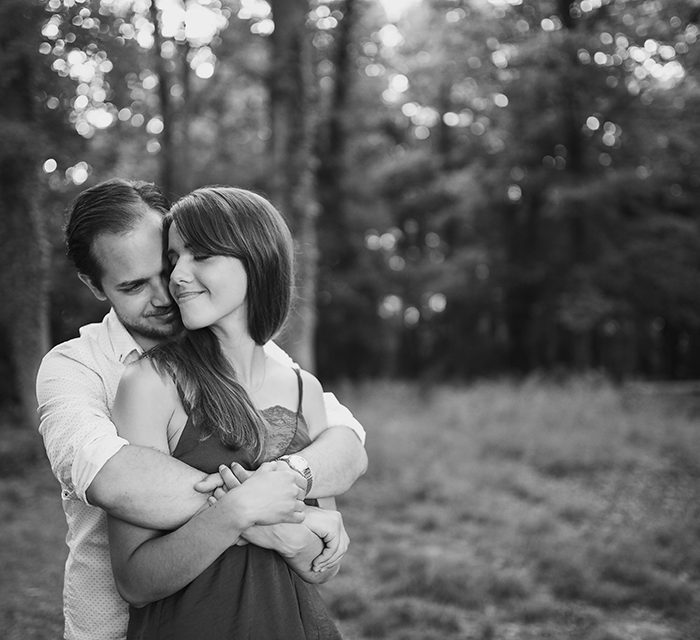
left=173, top=288, right=204, bottom=304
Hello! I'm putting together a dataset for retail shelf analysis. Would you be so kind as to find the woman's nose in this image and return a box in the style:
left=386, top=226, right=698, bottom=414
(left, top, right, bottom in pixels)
left=170, top=259, right=190, bottom=285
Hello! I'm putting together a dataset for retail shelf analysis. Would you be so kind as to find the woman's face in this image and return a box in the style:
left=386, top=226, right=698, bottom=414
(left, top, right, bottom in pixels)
left=167, top=222, right=248, bottom=331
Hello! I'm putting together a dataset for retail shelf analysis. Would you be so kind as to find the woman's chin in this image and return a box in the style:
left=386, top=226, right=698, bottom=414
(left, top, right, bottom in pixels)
left=181, top=316, right=205, bottom=331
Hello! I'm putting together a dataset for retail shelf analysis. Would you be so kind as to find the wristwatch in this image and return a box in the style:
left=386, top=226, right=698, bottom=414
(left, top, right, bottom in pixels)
left=278, top=454, right=313, bottom=497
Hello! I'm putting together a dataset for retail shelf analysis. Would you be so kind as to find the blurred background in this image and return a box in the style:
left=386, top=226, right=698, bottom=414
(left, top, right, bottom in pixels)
left=1, top=1, right=699, bottom=639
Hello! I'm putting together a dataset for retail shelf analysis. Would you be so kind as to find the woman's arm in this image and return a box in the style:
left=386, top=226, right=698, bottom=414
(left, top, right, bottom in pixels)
left=108, top=360, right=306, bottom=606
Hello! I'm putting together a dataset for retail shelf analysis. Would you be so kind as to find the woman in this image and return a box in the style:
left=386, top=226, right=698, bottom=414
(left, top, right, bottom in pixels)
left=107, top=186, right=345, bottom=639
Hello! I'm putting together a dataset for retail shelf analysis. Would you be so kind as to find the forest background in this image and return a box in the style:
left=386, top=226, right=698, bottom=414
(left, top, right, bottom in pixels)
left=2, top=0, right=700, bottom=427
left=1, top=1, right=700, bottom=639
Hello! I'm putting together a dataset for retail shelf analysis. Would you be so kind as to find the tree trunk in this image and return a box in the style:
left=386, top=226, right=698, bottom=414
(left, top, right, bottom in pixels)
left=149, top=1, right=176, bottom=198
left=268, top=0, right=319, bottom=371
left=318, top=0, right=357, bottom=208
left=178, top=37, right=193, bottom=196
left=0, top=0, right=51, bottom=429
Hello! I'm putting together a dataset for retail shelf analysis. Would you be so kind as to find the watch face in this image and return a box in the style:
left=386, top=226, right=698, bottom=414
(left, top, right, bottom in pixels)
left=287, top=455, right=305, bottom=469
left=283, top=454, right=312, bottom=494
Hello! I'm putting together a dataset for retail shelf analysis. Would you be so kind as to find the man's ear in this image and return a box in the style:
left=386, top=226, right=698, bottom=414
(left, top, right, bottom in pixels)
left=78, top=273, right=108, bottom=301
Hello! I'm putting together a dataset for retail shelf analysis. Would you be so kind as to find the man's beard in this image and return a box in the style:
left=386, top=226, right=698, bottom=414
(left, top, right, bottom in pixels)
left=121, top=313, right=184, bottom=343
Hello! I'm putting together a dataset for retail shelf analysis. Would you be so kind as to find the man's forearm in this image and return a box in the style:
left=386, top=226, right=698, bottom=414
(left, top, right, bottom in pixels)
left=300, top=426, right=367, bottom=499
left=87, top=445, right=210, bottom=529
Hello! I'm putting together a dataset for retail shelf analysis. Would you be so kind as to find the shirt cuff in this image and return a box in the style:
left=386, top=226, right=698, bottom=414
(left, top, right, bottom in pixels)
left=323, top=392, right=366, bottom=445
left=72, top=433, right=130, bottom=505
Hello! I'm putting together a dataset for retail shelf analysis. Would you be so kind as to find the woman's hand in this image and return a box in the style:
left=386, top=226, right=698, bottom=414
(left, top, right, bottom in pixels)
left=216, top=461, right=307, bottom=528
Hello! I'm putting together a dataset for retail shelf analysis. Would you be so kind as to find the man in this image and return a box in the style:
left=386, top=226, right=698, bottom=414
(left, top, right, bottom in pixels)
left=36, top=178, right=367, bottom=640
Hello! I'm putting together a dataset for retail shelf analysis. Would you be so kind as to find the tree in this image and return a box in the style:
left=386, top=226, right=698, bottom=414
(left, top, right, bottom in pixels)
left=0, top=0, right=52, bottom=428
left=268, top=0, right=320, bottom=370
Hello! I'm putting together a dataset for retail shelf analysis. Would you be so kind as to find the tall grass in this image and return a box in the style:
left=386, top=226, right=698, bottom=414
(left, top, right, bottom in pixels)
left=1, top=377, right=698, bottom=639
left=321, top=377, right=700, bottom=640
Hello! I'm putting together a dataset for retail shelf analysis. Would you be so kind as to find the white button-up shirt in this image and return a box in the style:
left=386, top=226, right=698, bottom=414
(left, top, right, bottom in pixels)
left=36, top=309, right=365, bottom=640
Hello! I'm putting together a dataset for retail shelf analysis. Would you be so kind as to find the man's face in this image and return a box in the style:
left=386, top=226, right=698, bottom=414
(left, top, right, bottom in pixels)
left=81, top=209, right=182, bottom=349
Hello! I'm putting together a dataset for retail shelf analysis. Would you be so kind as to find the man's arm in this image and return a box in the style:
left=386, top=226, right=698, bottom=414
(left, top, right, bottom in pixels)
left=87, top=445, right=214, bottom=528
left=36, top=348, right=214, bottom=529
left=300, top=375, right=367, bottom=499
left=263, top=344, right=368, bottom=497
left=299, top=424, right=367, bottom=499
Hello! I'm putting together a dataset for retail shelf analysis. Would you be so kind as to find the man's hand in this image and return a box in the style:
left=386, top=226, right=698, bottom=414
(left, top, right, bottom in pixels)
left=303, top=506, right=349, bottom=573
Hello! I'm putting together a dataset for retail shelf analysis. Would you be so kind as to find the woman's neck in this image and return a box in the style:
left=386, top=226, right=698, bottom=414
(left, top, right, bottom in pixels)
left=212, top=324, right=265, bottom=391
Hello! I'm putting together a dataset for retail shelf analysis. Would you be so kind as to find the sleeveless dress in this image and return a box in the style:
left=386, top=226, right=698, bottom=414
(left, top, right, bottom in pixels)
left=126, top=369, right=343, bottom=640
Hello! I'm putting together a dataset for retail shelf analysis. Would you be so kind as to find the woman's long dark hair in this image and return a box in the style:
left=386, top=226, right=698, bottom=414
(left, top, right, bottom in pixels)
left=147, top=187, right=294, bottom=462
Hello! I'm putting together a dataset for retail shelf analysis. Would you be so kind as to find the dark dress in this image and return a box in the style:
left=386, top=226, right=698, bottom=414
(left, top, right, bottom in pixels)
left=126, top=369, right=343, bottom=640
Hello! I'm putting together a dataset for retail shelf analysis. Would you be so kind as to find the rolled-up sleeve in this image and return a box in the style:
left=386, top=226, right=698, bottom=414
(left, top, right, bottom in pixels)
left=323, top=392, right=366, bottom=445
left=36, top=349, right=128, bottom=504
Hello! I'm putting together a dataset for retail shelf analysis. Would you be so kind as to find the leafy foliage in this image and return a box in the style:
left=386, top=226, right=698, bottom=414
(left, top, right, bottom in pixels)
left=6, top=0, right=700, bottom=384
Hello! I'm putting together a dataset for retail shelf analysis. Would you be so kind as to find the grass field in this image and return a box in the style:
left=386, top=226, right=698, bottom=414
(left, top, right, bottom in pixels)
left=1, top=378, right=699, bottom=639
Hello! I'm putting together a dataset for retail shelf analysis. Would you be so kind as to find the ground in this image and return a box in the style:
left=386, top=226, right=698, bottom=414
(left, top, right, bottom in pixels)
left=1, top=377, right=699, bottom=639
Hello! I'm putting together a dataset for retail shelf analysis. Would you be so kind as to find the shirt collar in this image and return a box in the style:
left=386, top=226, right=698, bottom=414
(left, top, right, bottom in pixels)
left=105, top=309, right=143, bottom=364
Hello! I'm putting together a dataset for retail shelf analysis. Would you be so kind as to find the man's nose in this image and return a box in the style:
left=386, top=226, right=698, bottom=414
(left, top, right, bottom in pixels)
left=152, top=276, right=173, bottom=308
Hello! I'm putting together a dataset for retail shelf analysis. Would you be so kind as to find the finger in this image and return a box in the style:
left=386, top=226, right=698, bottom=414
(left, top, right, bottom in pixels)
left=312, top=545, right=336, bottom=571
left=289, top=510, right=305, bottom=524
left=219, top=465, right=242, bottom=490
left=213, top=487, right=227, bottom=500
left=314, top=547, right=344, bottom=572
left=230, top=462, right=253, bottom=483
left=314, top=557, right=341, bottom=573
left=314, top=534, right=349, bottom=571
left=194, top=473, right=224, bottom=493
left=208, top=495, right=217, bottom=505
left=279, top=465, right=306, bottom=491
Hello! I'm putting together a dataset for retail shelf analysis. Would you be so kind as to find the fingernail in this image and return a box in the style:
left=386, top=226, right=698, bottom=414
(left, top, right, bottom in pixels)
left=219, top=465, right=226, bottom=472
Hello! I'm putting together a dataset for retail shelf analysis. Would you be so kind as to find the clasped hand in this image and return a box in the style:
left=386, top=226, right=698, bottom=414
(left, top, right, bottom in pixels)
left=196, top=460, right=306, bottom=527
left=196, top=462, right=348, bottom=574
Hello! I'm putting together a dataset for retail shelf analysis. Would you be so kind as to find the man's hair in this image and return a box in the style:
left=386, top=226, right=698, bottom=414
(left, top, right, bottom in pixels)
left=147, top=186, right=294, bottom=462
left=65, top=178, right=170, bottom=287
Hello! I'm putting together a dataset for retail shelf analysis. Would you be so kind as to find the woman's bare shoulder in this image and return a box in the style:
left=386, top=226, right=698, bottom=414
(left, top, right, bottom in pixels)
left=298, top=368, right=324, bottom=400
left=119, top=356, right=178, bottom=398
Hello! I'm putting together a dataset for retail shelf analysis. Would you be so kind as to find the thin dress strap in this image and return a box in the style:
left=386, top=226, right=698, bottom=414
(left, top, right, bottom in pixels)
left=294, top=367, right=303, bottom=425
